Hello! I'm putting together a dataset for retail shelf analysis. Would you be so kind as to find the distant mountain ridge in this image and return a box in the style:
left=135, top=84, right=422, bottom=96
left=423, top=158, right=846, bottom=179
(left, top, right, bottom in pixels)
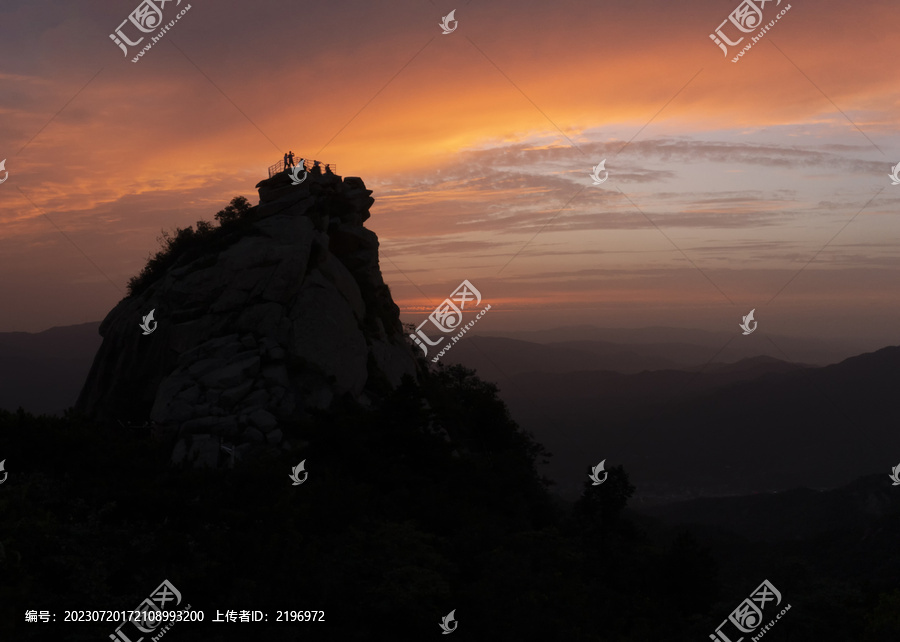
left=0, top=323, right=815, bottom=414
left=0, top=322, right=101, bottom=359
left=0, top=322, right=102, bottom=415
left=477, top=325, right=862, bottom=367
left=3, top=320, right=897, bottom=503
left=493, top=344, right=900, bottom=501
left=487, top=324, right=864, bottom=353
left=639, top=472, right=900, bottom=543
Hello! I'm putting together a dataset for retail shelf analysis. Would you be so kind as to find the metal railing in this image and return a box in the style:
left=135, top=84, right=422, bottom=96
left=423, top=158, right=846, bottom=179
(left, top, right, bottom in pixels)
left=267, top=157, right=337, bottom=179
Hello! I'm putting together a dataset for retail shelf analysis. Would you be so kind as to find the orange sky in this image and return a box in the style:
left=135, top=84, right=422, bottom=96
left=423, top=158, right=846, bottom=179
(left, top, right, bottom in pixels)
left=1, top=0, right=899, bottom=348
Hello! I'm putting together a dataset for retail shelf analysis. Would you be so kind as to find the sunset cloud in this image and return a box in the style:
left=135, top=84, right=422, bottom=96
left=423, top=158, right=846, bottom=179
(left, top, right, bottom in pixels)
left=1, top=0, right=898, bottom=347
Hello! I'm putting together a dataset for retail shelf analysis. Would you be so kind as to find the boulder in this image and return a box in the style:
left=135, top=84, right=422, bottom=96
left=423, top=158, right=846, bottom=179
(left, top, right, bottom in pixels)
left=187, top=434, right=220, bottom=469
left=248, top=409, right=278, bottom=432
left=244, top=428, right=264, bottom=443
left=74, top=170, right=426, bottom=467
left=220, top=379, right=254, bottom=407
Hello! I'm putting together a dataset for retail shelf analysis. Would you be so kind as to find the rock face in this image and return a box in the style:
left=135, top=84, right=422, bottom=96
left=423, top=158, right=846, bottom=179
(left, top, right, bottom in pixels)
left=76, top=168, right=420, bottom=466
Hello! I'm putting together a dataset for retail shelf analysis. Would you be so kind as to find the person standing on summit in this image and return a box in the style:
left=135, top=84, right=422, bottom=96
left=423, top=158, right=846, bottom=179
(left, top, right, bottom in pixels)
left=288, top=151, right=295, bottom=168
left=283, top=152, right=290, bottom=170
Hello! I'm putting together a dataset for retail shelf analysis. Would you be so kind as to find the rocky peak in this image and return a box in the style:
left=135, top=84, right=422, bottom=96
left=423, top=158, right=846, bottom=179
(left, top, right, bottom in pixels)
left=76, top=167, right=420, bottom=466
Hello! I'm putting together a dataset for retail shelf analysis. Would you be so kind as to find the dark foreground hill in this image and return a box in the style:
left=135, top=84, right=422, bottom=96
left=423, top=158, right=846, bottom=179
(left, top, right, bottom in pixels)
left=632, top=473, right=900, bottom=641
left=3, top=400, right=899, bottom=641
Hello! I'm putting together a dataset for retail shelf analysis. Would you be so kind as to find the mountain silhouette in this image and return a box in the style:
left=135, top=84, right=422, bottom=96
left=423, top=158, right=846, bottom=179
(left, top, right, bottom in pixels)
left=75, top=168, right=419, bottom=466
left=483, top=325, right=864, bottom=364
left=492, top=345, right=900, bottom=500
left=0, top=322, right=101, bottom=414
left=640, top=472, right=900, bottom=542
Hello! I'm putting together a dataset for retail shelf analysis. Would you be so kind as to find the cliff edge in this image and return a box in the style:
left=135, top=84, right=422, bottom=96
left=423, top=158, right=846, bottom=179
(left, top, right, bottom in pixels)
left=76, top=166, right=420, bottom=465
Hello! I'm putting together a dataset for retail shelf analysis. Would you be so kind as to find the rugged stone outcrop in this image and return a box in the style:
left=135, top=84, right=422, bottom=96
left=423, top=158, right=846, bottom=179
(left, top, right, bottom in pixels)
left=76, top=167, right=420, bottom=466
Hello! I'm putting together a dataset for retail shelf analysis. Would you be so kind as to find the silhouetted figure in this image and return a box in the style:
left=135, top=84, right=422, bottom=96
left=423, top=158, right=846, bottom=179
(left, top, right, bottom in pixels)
left=312, top=160, right=321, bottom=175
left=283, top=153, right=290, bottom=170
left=324, top=163, right=333, bottom=175
left=288, top=151, right=295, bottom=168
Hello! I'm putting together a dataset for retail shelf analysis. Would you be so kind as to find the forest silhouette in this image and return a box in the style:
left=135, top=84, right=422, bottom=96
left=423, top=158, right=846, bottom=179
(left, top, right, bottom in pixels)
left=2, top=362, right=899, bottom=639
